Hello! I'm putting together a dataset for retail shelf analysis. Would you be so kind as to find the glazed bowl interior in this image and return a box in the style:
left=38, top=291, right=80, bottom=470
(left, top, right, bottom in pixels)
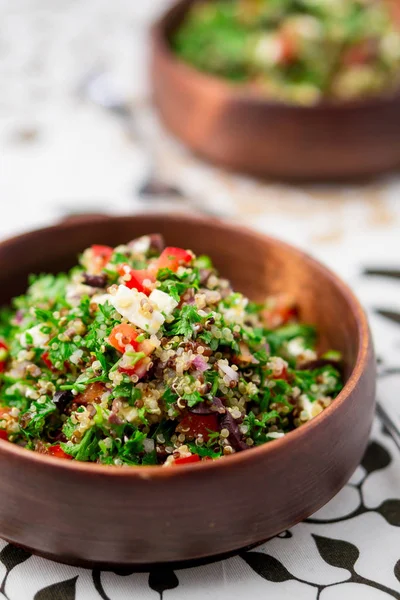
left=151, top=0, right=400, bottom=180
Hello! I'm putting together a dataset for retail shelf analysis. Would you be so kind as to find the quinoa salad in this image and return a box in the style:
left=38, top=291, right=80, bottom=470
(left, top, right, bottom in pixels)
left=0, top=236, right=343, bottom=466
left=173, top=0, right=400, bottom=105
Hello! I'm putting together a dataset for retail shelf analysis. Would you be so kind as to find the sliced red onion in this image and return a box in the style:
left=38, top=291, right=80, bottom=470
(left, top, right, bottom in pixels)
left=192, top=355, right=210, bottom=372
left=108, top=413, right=123, bottom=425
left=190, top=402, right=213, bottom=415
left=180, top=288, right=196, bottom=306
left=217, top=360, right=239, bottom=383
left=15, top=310, right=24, bottom=324
left=127, top=233, right=165, bottom=254
left=220, top=411, right=248, bottom=452
left=190, top=397, right=226, bottom=415
left=211, top=397, right=227, bottom=414
left=148, top=233, right=165, bottom=253
left=199, top=269, right=212, bottom=285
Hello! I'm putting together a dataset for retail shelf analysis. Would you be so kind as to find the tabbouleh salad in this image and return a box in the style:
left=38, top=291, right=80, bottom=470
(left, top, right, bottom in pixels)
left=0, top=235, right=343, bottom=466
left=173, top=0, right=400, bottom=105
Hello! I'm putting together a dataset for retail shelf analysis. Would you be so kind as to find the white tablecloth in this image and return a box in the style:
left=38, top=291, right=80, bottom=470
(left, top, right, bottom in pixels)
left=1, top=1, right=400, bottom=598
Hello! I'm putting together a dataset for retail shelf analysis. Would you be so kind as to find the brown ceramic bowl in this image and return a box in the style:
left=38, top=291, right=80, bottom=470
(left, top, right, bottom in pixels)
left=0, top=214, right=375, bottom=568
left=151, top=0, right=400, bottom=181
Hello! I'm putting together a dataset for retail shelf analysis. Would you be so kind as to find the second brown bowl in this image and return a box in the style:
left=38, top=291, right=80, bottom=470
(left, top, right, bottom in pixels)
left=0, top=214, right=375, bottom=567
left=151, top=0, right=400, bottom=181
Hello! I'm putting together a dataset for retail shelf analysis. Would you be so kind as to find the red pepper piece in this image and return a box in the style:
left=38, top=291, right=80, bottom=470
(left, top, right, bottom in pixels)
left=173, top=454, right=201, bottom=466
left=0, top=340, right=8, bottom=373
left=154, top=247, right=192, bottom=273
left=92, top=245, right=113, bottom=261
left=109, top=324, right=139, bottom=353
left=117, top=264, right=153, bottom=294
left=48, top=444, right=73, bottom=459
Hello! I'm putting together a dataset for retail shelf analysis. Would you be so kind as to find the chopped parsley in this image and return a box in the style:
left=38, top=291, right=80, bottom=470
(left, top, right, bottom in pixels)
left=0, top=236, right=343, bottom=466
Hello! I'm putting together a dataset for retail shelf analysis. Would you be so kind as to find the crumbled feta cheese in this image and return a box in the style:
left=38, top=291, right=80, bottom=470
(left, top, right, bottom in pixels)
left=20, top=325, right=50, bottom=348
left=120, top=405, right=139, bottom=424
left=298, top=394, right=322, bottom=420
left=149, top=289, right=178, bottom=316
left=267, top=432, right=285, bottom=439
left=91, top=293, right=112, bottom=306
left=286, top=337, right=306, bottom=357
left=221, top=295, right=248, bottom=324
left=70, top=349, right=84, bottom=365
left=255, top=34, right=283, bottom=67
left=110, top=285, right=165, bottom=334
left=266, top=356, right=288, bottom=377
left=66, top=283, right=95, bottom=306
left=129, top=236, right=150, bottom=255
left=287, top=337, right=317, bottom=362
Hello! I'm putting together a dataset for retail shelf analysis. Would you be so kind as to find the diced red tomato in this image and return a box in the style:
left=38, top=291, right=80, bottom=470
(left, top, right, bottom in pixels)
left=48, top=444, right=73, bottom=460
left=117, top=338, right=156, bottom=378
left=42, top=351, right=54, bottom=370
left=0, top=430, right=8, bottom=441
left=117, top=264, right=154, bottom=294
left=138, top=339, right=157, bottom=356
left=173, top=454, right=201, bottom=466
left=109, top=324, right=140, bottom=353
left=272, top=366, right=289, bottom=381
left=262, top=294, right=297, bottom=329
left=42, top=352, right=70, bottom=372
left=42, top=352, right=52, bottom=369
left=75, top=382, right=107, bottom=405
left=388, top=0, right=400, bottom=28
left=236, top=342, right=259, bottom=365
left=278, top=33, right=297, bottom=64
left=0, top=340, right=8, bottom=373
left=342, top=41, right=376, bottom=67
left=152, top=247, right=192, bottom=274
left=178, top=413, right=219, bottom=441
left=119, top=356, right=152, bottom=379
left=87, top=245, right=114, bottom=275
left=92, top=245, right=113, bottom=262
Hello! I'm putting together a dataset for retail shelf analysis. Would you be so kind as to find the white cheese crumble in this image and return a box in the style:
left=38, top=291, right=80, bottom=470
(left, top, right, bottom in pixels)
left=255, top=34, right=283, bottom=67
left=129, top=235, right=150, bottom=255
left=286, top=337, right=306, bottom=357
left=221, top=294, right=248, bottom=325
left=20, top=325, right=50, bottom=348
left=66, top=283, right=95, bottom=306
left=70, top=349, right=84, bottom=365
left=91, top=293, right=111, bottom=306
left=287, top=337, right=317, bottom=362
left=267, top=432, right=285, bottom=439
left=149, top=289, right=178, bottom=316
left=298, top=393, right=322, bottom=421
left=91, top=286, right=178, bottom=334
left=109, top=285, right=163, bottom=334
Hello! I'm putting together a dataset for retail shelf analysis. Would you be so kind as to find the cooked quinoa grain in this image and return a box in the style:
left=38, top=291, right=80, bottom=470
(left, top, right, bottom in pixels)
left=0, top=236, right=343, bottom=466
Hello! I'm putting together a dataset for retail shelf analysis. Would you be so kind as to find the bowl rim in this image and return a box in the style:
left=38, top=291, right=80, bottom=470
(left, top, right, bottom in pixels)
left=0, top=213, right=371, bottom=478
left=152, top=0, right=400, bottom=112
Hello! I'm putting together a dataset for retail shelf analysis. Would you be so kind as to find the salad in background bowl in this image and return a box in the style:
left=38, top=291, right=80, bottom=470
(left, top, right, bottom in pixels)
left=173, top=0, right=400, bottom=105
